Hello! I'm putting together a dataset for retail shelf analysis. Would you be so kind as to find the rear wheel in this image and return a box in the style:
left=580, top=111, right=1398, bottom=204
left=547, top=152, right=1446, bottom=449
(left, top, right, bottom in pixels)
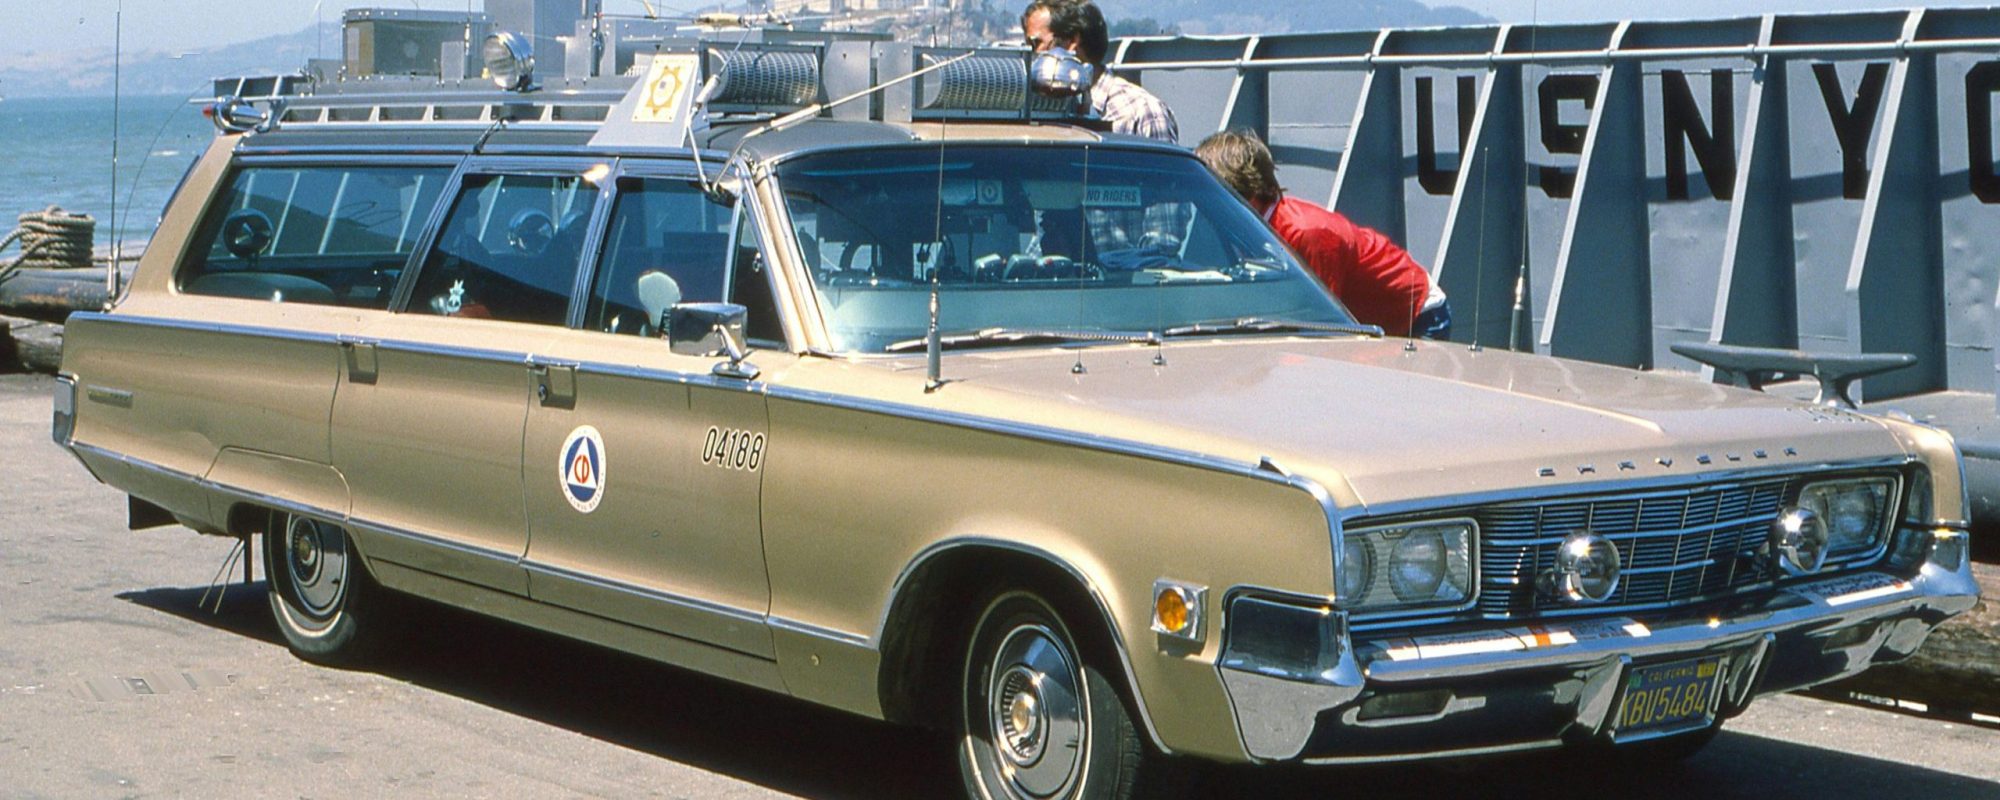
left=957, top=589, right=1161, bottom=800
left=265, top=512, right=380, bottom=663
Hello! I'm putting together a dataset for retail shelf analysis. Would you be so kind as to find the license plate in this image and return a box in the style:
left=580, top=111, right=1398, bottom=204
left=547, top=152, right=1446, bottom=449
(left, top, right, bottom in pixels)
left=1612, top=656, right=1723, bottom=738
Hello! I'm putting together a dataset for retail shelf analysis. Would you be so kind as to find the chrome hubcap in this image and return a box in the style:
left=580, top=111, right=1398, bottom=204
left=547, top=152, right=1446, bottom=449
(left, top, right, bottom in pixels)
left=986, top=624, right=1084, bottom=799
left=289, top=520, right=322, bottom=583
left=283, top=516, right=347, bottom=617
left=997, top=666, right=1046, bottom=765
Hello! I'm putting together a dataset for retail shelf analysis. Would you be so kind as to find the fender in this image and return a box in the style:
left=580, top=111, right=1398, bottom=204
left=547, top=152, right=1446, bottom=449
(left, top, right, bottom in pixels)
left=203, top=447, right=354, bottom=533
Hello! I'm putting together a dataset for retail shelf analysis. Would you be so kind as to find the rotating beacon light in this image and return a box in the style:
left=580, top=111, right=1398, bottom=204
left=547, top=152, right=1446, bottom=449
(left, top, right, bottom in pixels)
left=1030, top=47, right=1092, bottom=97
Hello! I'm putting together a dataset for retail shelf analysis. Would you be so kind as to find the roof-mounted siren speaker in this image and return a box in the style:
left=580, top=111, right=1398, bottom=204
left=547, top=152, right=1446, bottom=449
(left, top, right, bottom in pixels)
left=914, top=48, right=1082, bottom=121
left=703, top=45, right=824, bottom=115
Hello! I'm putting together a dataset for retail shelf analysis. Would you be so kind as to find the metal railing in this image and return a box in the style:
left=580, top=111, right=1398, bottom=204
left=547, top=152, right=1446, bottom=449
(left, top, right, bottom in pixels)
left=1111, top=7, right=2000, bottom=404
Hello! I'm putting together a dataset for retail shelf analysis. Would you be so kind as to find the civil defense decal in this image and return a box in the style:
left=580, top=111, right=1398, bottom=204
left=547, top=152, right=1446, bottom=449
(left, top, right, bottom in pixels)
left=560, top=425, right=607, bottom=513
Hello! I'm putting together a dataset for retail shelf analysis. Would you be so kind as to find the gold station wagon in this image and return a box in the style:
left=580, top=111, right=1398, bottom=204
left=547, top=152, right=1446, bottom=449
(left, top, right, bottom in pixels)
left=52, top=34, right=1980, bottom=800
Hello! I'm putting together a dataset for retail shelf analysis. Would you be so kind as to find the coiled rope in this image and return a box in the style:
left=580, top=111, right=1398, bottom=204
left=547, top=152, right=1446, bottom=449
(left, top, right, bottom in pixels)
left=0, top=207, right=96, bottom=279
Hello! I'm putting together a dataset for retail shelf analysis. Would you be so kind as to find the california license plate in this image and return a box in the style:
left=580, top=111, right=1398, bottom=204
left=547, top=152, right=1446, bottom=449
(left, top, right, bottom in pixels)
left=1612, top=656, right=1724, bottom=738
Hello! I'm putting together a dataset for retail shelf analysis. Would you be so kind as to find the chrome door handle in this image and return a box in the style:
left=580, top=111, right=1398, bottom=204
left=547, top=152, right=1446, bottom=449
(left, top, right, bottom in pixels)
left=529, top=360, right=578, bottom=409
left=339, top=337, right=379, bottom=384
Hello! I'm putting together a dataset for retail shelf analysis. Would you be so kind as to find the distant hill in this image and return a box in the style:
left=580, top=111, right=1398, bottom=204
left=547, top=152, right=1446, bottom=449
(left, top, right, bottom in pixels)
left=0, top=25, right=331, bottom=99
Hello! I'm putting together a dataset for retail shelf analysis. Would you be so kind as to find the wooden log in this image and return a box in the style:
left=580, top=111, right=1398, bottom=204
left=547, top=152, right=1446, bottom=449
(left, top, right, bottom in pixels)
left=1820, top=562, right=2000, bottom=716
left=0, top=267, right=116, bottom=323
left=1, top=314, right=63, bottom=374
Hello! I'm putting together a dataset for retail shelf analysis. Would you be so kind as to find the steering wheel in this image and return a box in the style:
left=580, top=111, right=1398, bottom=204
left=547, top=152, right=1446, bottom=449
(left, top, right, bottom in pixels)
left=505, top=208, right=555, bottom=255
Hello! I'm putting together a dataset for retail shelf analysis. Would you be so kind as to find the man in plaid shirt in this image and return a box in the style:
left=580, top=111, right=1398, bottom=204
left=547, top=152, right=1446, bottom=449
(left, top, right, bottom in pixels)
left=1022, top=0, right=1186, bottom=257
left=1021, top=0, right=1179, bottom=143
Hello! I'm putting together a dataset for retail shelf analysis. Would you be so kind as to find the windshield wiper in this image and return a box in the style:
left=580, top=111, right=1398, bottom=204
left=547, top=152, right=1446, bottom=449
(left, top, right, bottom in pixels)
left=884, top=327, right=1160, bottom=353
left=1161, top=316, right=1383, bottom=339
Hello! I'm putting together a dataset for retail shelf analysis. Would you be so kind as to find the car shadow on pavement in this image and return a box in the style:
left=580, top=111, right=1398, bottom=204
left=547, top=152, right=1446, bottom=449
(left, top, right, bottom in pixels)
left=118, top=583, right=284, bottom=646
left=121, top=581, right=958, bottom=798
left=122, top=583, right=2000, bottom=800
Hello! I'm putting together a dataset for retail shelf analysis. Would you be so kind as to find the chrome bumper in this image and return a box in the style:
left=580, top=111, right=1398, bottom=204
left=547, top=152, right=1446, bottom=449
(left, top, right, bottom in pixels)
left=1217, top=530, right=1978, bottom=764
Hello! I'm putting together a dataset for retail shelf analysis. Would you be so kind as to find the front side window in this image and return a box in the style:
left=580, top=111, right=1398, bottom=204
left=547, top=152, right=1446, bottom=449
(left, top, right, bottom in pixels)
left=409, top=173, right=595, bottom=325
left=178, top=165, right=448, bottom=308
left=775, top=145, right=1352, bottom=353
left=585, top=176, right=733, bottom=336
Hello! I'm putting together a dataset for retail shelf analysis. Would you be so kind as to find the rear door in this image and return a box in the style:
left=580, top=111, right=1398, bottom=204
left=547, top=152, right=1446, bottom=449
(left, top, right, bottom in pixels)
left=65, top=153, right=451, bottom=522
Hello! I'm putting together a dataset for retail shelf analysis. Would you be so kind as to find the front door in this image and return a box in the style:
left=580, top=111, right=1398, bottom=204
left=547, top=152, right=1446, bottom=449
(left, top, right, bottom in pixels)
left=521, top=169, right=782, bottom=657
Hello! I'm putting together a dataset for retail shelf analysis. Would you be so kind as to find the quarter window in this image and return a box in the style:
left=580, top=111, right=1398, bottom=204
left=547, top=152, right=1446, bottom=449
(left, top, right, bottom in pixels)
left=177, top=165, right=447, bottom=308
left=728, top=206, right=786, bottom=347
left=409, top=173, right=596, bottom=325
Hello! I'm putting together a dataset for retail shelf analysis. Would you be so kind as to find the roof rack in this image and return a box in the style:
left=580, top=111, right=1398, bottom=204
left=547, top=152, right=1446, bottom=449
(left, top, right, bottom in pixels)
left=205, top=17, right=1094, bottom=137
left=211, top=39, right=1096, bottom=136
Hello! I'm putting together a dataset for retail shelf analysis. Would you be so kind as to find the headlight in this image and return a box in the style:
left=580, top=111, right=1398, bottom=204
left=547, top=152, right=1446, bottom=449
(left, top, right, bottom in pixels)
left=1796, top=477, right=1895, bottom=557
left=1770, top=506, right=1829, bottom=574
left=1390, top=530, right=1446, bottom=600
left=1338, top=519, right=1474, bottom=612
left=1547, top=530, right=1622, bottom=603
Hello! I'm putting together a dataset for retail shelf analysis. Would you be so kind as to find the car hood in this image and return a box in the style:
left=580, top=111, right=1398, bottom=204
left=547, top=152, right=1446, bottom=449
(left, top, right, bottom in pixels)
left=854, top=337, right=1910, bottom=511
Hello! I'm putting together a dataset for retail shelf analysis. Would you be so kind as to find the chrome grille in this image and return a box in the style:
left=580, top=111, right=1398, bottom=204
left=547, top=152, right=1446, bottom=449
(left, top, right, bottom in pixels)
left=1471, top=476, right=1799, bottom=618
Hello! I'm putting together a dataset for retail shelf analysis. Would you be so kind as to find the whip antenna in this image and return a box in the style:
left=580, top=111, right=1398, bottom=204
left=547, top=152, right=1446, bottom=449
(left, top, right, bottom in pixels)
left=925, top=118, right=949, bottom=392
left=107, top=1, right=123, bottom=307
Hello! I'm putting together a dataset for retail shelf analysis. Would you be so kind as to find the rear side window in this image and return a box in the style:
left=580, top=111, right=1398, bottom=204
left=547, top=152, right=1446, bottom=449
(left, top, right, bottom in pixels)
left=178, top=165, right=448, bottom=308
left=408, top=173, right=596, bottom=326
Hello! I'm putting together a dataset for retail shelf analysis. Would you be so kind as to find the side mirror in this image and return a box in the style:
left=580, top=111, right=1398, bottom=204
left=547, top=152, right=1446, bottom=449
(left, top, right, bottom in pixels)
left=669, top=302, right=759, bottom=380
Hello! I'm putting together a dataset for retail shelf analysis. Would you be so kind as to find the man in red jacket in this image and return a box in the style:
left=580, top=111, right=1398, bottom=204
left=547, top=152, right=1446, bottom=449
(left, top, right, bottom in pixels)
left=1196, top=130, right=1451, bottom=339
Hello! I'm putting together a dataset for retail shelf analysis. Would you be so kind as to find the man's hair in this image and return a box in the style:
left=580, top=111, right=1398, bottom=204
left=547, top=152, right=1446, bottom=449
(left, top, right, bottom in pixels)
left=1195, top=130, right=1282, bottom=206
left=1023, top=0, right=1110, bottom=66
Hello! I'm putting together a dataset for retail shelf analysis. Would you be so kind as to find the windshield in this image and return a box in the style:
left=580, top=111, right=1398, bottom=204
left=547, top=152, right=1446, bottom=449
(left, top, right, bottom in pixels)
left=774, top=145, right=1354, bottom=353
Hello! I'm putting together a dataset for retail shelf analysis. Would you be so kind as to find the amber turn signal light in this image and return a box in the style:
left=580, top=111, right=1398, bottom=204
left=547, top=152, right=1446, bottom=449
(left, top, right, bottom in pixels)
left=1155, top=587, right=1191, bottom=634
left=1150, top=580, right=1206, bottom=643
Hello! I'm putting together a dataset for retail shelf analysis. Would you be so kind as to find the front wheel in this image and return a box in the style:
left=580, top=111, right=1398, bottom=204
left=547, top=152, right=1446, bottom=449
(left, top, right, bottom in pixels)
left=957, top=589, right=1162, bottom=800
left=265, top=512, right=382, bottom=663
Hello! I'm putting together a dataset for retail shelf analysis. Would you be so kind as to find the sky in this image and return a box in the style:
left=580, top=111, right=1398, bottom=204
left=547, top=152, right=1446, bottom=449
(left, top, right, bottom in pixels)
left=5, top=0, right=1998, bottom=60
left=0, top=0, right=694, bottom=60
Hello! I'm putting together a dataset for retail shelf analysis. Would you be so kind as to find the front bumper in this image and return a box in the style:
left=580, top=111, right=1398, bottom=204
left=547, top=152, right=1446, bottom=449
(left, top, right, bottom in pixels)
left=1216, top=530, right=1979, bottom=763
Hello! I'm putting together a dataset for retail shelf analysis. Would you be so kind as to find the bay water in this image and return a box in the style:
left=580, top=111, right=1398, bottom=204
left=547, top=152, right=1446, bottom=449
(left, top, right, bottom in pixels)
left=0, top=94, right=215, bottom=256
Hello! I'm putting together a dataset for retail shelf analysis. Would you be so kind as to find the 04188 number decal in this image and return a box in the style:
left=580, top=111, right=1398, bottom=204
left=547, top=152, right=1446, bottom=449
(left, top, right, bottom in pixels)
left=702, top=427, right=766, bottom=472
